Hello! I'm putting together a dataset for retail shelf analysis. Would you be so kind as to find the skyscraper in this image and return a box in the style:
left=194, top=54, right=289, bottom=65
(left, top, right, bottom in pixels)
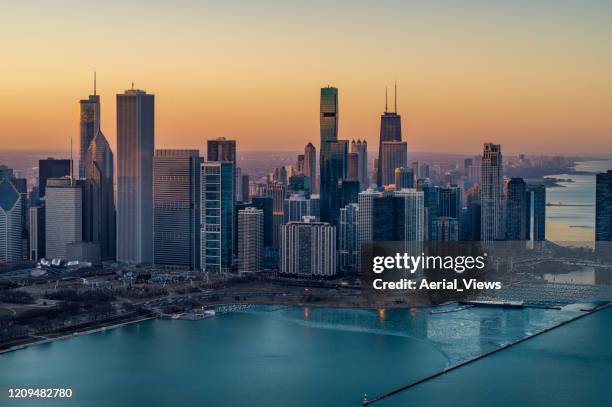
left=506, top=178, right=529, bottom=240
left=207, top=137, right=236, bottom=164
left=280, top=218, right=336, bottom=277
left=153, top=149, right=200, bottom=269
left=377, top=85, right=402, bottom=187
left=283, top=193, right=318, bottom=222
left=339, top=203, right=359, bottom=274
left=38, top=158, right=71, bottom=198
left=83, top=124, right=115, bottom=260
left=380, top=141, right=407, bottom=186
left=116, top=88, right=155, bottom=264
left=79, top=76, right=100, bottom=178
left=394, top=167, right=414, bottom=189
left=0, top=179, right=23, bottom=264
left=393, top=188, right=425, bottom=242
left=238, top=207, right=264, bottom=273
left=320, top=87, right=338, bottom=144
left=347, top=152, right=359, bottom=181
left=320, top=140, right=348, bottom=225
left=350, top=140, right=368, bottom=190
left=528, top=183, right=546, bottom=242
left=200, top=161, right=234, bottom=272
left=595, top=170, right=612, bottom=242
left=480, top=143, right=504, bottom=241
left=208, top=137, right=237, bottom=200
left=45, top=177, right=82, bottom=260
left=304, top=142, right=317, bottom=194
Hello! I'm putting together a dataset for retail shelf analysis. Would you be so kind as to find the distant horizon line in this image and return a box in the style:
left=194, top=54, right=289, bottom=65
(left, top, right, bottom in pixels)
left=1, top=148, right=611, bottom=160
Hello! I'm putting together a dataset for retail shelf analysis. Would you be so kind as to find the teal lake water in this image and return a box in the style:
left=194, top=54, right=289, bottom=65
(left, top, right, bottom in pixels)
left=546, top=159, right=612, bottom=243
left=1, top=304, right=610, bottom=407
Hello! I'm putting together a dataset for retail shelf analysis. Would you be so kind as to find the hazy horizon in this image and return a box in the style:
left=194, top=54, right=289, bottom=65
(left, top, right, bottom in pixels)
left=1, top=1, right=611, bottom=154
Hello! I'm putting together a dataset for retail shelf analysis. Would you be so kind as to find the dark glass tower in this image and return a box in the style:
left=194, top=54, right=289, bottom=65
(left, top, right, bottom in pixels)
left=319, top=86, right=347, bottom=225
left=38, top=158, right=71, bottom=198
left=320, top=140, right=347, bottom=225
left=596, top=170, right=612, bottom=242
left=506, top=178, right=529, bottom=240
left=153, top=150, right=200, bottom=269
left=377, top=85, right=402, bottom=187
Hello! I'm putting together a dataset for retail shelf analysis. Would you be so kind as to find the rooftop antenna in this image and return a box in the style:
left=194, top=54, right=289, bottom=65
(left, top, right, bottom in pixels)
left=385, top=87, right=388, bottom=113
left=131, top=81, right=134, bottom=90
left=394, top=82, right=397, bottom=114
left=93, top=71, right=97, bottom=96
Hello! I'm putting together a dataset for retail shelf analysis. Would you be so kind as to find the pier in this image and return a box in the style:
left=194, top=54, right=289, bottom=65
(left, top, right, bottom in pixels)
left=362, top=301, right=611, bottom=405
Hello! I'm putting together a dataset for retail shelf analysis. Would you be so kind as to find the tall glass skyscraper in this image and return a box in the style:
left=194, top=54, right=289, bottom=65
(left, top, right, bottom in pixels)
left=377, top=86, right=402, bottom=187
left=81, top=85, right=115, bottom=260
left=79, top=78, right=100, bottom=179
left=480, top=143, right=504, bottom=241
left=304, top=142, right=317, bottom=194
left=320, top=87, right=338, bottom=144
left=506, top=178, right=529, bottom=240
left=320, top=140, right=348, bottom=225
left=319, top=87, right=348, bottom=225
left=596, top=170, right=612, bottom=242
left=200, top=161, right=234, bottom=272
left=38, top=158, right=71, bottom=198
left=154, top=150, right=200, bottom=269
left=116, top=88, right=154, bottom=264
left=0, top=179, right=23, bottom=264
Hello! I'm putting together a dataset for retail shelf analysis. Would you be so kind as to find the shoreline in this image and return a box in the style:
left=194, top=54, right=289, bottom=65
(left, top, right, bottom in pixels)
left=0, top=314, right=156, bottom=355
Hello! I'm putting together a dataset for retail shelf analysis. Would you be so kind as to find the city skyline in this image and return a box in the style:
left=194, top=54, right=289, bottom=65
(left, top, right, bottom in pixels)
left=1, top=2, right=611, bottom=155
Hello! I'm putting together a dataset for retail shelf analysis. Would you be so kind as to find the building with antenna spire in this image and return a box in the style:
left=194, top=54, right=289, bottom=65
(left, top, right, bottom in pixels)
left=78, top=73, right=100, bottom=179
left=377, top=84, right=404, bottom=187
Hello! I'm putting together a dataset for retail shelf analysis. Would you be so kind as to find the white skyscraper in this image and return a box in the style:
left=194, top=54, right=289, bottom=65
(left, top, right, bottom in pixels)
left=45, top=178, right=82, bottom=260
left=238, top=207, right=264, bottom=272
left=394, top=188, right=424, bottom=241
left=116, top=88, right=154, bottom=264
left=481, top=143, right=504, bottom=241
left=0, top=179, right=23, bottom=264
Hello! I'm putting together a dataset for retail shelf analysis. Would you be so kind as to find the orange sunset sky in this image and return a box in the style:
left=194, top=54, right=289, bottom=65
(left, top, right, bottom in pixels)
left=1, top=1, right=611, bottom=155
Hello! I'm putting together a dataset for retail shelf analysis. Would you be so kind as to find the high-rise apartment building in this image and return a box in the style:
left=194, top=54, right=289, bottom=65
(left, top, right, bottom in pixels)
left=116, top=88, right=154, bottom=264
left=280, top=218, right=336, bottom=277
left=237, top=207, right=264, bottom=272
left=154, top=149, right=200, bottom=269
